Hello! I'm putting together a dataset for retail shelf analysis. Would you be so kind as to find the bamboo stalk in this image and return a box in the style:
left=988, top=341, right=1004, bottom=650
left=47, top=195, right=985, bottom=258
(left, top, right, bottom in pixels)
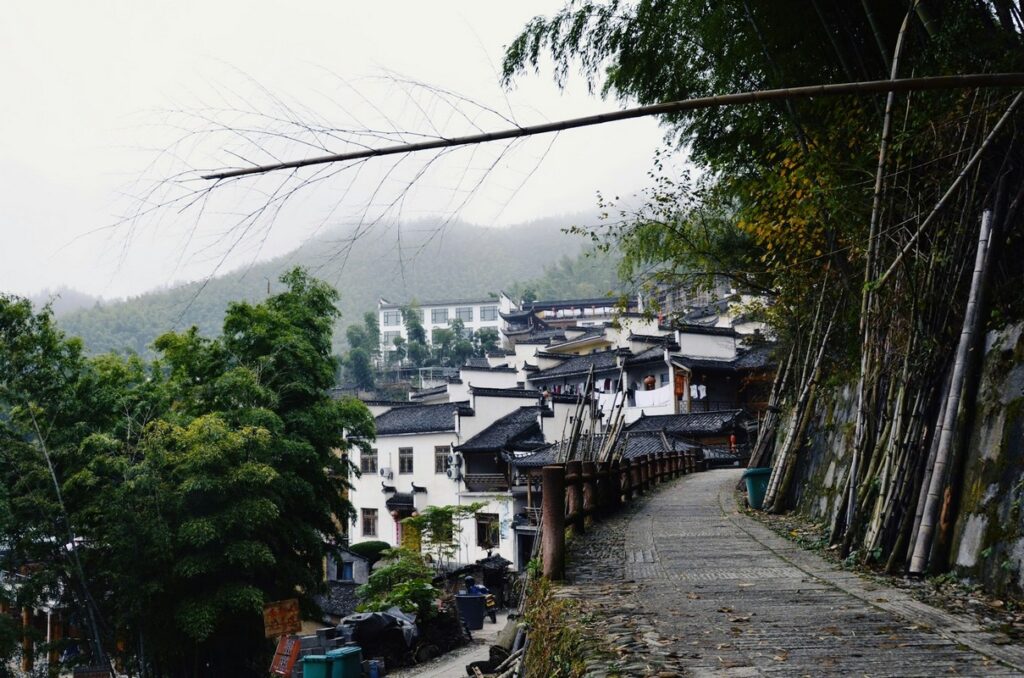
left=909, top=209, right=994, bottom=574
left=874, top=92, right=1023, bottom=288
left=201, top=74, right=1024, bottom=181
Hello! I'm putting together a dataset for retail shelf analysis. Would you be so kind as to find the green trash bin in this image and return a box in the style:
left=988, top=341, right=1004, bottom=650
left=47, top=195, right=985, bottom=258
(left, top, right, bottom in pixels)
left=300, top=655, right=331, bottom=678
left=742, top=467, right=772, bottom=510
left=326, top=646, right=362, bottom=678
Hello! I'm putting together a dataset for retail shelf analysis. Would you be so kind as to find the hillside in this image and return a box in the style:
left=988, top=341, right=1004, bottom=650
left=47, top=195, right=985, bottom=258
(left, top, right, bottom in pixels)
left=58, top=215, right=599, bottom=355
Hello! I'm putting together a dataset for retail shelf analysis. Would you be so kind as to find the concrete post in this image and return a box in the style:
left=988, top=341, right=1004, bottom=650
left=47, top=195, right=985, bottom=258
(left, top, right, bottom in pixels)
left=541, top=465, right=566, bottom=580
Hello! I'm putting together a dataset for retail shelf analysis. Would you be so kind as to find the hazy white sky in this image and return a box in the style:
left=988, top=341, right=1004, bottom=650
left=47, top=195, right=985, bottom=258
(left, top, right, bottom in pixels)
left=1, top=1, right=665, bottom=299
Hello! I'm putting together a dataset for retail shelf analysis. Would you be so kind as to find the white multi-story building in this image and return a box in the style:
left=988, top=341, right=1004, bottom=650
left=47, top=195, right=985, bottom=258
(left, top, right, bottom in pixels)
left=377, top=297, right=515, bottom=355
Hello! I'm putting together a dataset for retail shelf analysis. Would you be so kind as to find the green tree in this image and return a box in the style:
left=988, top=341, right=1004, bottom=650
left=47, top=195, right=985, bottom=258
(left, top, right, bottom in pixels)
left=347, top=347, right=376, bottom=390
left=0, top=269, right=377, bottom=676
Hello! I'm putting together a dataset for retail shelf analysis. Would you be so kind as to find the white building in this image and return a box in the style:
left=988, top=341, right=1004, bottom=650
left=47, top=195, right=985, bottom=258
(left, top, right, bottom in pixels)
left=377, top=296, right=514, bottom=355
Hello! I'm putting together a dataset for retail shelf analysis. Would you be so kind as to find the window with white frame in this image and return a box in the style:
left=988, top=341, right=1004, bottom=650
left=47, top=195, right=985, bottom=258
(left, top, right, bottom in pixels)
left=382, top=330, right=400, bottom=347
left=382, top=310, right=403, bottom=326
left=360, top=448, right=378, bottom=474
left=361, top=508, right=378, bottom=537
left=480, top=305, right=498, bottom=321
left=456, top=306, right=473, bottom=322
left=399, top=447, right=414, bottom=474
left=431, top=308, right=449, bottom=324
left=476, top=513, right=500, bottom=547
left=435, top=446, right=450, bottom=474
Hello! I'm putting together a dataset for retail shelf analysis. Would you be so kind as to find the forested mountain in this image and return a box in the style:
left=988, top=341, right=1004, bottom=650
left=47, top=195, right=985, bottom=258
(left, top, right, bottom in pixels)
left=29, top=287, right=102, bottom=317
left=57, top=216, right=596, bottom=355
left=508, top=248, right=623, bottom=301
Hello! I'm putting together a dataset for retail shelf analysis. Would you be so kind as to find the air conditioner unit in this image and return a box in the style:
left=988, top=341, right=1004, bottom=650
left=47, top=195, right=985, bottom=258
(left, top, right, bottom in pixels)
left=379, top=467, right=394, bottom=480
left=447, top=452, right=463, bottom=469
left=446, top=466, right=463, bottom=482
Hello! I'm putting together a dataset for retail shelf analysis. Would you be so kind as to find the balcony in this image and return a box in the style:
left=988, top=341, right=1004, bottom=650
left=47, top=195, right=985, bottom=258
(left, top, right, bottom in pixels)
left=463, top=473, right=509, bottom=492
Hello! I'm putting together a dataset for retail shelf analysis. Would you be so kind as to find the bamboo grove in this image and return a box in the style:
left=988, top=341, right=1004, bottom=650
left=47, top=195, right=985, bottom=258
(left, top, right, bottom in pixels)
left=500, top=1, right=1024, bottom=575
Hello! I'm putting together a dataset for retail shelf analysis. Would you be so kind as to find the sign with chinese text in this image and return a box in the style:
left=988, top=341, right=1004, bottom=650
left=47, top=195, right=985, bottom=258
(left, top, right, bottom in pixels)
left=269, top=635, right=300, bottom=676
left=263, top=598, right=301, bottom=638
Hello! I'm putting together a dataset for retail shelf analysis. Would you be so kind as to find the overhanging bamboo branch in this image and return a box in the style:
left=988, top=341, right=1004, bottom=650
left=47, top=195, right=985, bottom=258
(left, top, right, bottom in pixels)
left=202, top=74, right=1024, bottom=181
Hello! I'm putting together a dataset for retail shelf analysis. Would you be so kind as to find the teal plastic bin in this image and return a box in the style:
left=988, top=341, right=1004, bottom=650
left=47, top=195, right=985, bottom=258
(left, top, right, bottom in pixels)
left=301, top=655, right=330, bottom=678
left=326, top=646, right=362, bottom=678
left=742, top=467, right=772, bottom=509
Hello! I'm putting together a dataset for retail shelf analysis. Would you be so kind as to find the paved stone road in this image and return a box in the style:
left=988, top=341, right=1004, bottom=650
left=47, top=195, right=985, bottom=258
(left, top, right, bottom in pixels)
left=564, top=469, right=1024, bottom=677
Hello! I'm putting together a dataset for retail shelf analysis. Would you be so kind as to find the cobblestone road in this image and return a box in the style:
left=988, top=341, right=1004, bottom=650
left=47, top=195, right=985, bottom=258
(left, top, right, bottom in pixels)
left=563, top=469, right=1024, bottom=677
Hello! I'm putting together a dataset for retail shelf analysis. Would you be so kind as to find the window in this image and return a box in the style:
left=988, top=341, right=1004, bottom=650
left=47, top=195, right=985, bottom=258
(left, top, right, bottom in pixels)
left=340, top=561, right=354, bottom=581
left=476, top=513, right=500, bottom=548
left=435, top=446, right=450, bottom=474
left=431, top=308, right=449, bottom=324
left=361, top=509, right=378, bottom=537
left=480, top=305, right=498, bottom=321
left=382, top=310, right=402, bottom=326
left=360, top=449, right=378, bottom=474
left=382, top=330, right=400, bottom=348
left=399, top=447, right=414, bottom=474
left=456, top=306, right=474, bottom=322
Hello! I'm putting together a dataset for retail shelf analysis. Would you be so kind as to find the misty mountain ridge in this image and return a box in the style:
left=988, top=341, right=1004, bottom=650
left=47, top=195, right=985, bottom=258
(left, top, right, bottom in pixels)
left=56, top=214, right=616, bottom=355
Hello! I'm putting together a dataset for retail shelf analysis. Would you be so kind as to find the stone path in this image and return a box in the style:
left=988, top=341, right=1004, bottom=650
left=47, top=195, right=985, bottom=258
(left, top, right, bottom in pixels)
left=563, top=469, right=1024, bottom=677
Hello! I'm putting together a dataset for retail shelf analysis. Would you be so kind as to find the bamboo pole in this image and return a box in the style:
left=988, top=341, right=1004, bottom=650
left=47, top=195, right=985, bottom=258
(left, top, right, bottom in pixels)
left=201, top=74, right=1024, bottom=181
left=909, top=209, right=993, bottom=574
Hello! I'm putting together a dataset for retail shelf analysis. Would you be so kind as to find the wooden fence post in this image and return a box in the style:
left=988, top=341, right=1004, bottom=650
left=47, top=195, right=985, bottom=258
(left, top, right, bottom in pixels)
left=566, top=460, right=584, bottom=534
left=621, top=458, right=633, bottom=502
left=595, top=461, right=611, bottom=516
left=630, top=456, right=638, bottom=499
left=607, top=461, right=621, bottom=511
left=581, top=461, right=597, bottom=523
left=542, top=465, right=566, bottom=580
left=21, top=608, right=32, bottom=673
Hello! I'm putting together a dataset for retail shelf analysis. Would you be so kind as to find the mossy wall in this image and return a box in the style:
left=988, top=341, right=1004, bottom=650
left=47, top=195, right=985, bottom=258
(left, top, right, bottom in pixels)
left=785, top=384, right=857, bottom=525
left=782, top=322, right=1024, bottom=596
left=949, top=323, right=1024, bottom=596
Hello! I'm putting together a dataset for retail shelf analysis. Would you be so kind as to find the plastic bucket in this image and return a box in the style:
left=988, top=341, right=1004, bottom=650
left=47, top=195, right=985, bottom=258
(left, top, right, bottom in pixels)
left=455, top=594, right=486, bottom=630
left=326, top=646, right=362, bottom=678
left=300, top=655, right=330, bottom=678
left=742, top=467, right=772, bottom=510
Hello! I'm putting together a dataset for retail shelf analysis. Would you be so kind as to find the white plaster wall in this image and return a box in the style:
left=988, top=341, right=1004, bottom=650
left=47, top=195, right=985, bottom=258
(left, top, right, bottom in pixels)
left=461, top=368, right=520, bottom=390
left=452, top=494, right=520, bottom=564
left=676, top=332, right=737, bottom=359
left=464, top=394, right=534, bottom=439
left=349, top=430, right=463, bottom=548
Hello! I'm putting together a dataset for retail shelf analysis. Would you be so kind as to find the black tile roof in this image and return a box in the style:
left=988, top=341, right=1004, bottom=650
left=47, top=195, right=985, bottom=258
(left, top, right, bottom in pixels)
left=409, top=384, right=448, bottom=399
left=314, top=581, right=360, bottom=619
left=469, top=386, right=582, bottom=404
left=733, top=344, right=776, bottom=370
left=379, top=297, right=500, bottom=309
left=672, top=344, right=776, bottom=372
left=374, top=402, right=472, bottom=435
left=628, top=333, right=679, bottom=347
left=668, top=323, right=738, bottom=337
left=462, top=357, right=492, bottom=369
left=509, top=445, right=559, bottom=468
left=528, top=349, right=621, bottom=381
left=625, top=346, right=667, bottom=366
left=524, top=296, right=625, bottom=311
left=456, top=407, right=547, bottom=453
left=625, top=410, right=746, bottom=436
left=385, top=492, right=415, bottom=510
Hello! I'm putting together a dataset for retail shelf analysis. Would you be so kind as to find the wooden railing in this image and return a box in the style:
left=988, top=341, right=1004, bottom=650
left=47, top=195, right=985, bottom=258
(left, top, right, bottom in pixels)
left=540, top=450, right=702, bottom=579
